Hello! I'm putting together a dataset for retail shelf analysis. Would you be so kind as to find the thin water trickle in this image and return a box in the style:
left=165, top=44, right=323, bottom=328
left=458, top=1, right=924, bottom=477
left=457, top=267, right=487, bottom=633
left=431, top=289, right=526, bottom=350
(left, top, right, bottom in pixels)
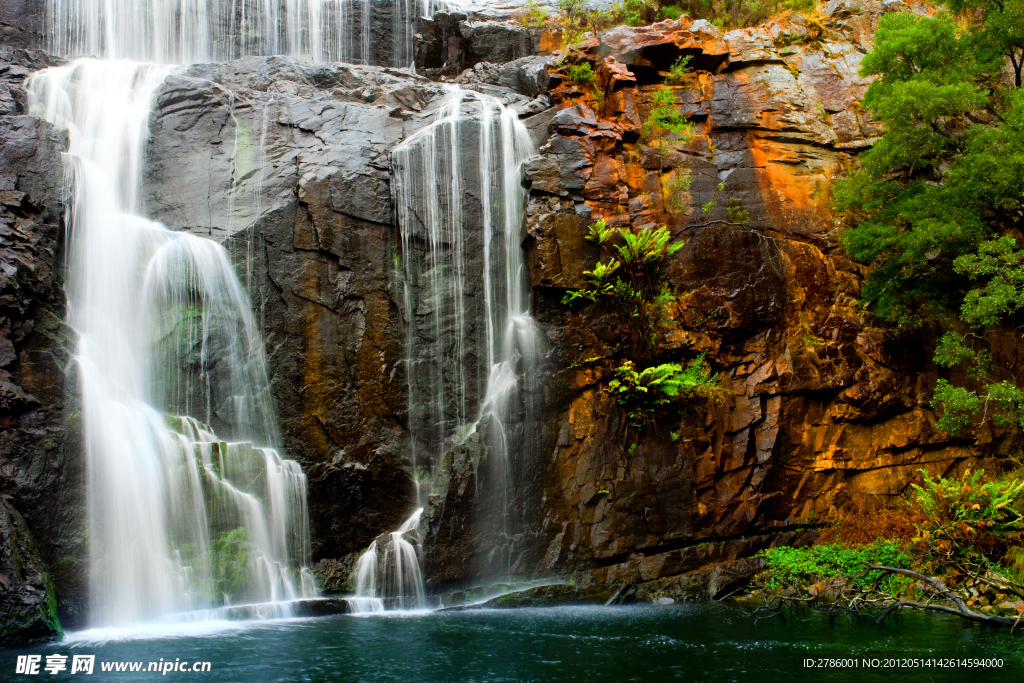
left=393, top=86, right=539, bottom=580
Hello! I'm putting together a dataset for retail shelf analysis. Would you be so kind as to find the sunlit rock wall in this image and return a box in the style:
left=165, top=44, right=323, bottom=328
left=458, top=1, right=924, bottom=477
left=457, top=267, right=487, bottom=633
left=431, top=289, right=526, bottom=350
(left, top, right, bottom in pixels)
left=513, top=1, right=1014, bottom=599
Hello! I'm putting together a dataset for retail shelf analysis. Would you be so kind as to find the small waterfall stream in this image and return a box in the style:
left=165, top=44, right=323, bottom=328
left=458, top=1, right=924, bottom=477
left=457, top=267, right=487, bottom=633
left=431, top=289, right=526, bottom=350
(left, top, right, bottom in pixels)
left=391, top=86, right=540, bottom=585
left=349, top=87, right=539, bottom=606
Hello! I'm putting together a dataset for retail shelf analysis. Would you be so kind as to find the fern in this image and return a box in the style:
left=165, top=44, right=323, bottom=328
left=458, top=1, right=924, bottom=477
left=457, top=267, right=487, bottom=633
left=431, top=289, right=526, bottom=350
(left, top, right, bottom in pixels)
left=607, top=354, right=725, bottom=432
left=909, top=468, right=1024, bottom=558
left=585, top=218, right=615, bottom=245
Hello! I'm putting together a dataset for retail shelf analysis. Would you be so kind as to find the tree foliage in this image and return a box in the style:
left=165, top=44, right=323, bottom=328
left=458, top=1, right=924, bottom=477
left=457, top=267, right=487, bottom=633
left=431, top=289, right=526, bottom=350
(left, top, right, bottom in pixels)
left=836, top=7, right=1024, bottom=435
left=836, top=12, right=1021, bottom=325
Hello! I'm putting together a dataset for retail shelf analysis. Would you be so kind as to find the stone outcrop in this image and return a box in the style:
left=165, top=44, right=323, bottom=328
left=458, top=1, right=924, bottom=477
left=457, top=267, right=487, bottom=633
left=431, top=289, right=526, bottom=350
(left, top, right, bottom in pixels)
left=0, top=47, right=83, bottom=643
left=416, top=8, right=550, bottom=78
left=0, top=0, right=45, bottom=50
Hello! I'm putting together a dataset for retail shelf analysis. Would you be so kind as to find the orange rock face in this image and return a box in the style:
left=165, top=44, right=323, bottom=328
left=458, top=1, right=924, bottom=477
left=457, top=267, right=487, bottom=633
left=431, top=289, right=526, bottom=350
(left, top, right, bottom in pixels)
left=521, top=2, right=1013, bottom=592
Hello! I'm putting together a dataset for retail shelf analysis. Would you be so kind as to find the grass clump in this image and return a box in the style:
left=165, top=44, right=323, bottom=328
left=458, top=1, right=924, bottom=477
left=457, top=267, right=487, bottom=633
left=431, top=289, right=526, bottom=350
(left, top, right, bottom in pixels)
left=760, top=541, right=915, bottom=593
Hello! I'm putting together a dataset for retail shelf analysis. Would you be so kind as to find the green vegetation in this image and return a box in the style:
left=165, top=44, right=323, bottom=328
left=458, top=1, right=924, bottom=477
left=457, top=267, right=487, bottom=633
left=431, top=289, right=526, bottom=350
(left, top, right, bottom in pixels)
left=932, top=237, right=1024, bottom=434
left=561, top=58, right=597, bottom=86
left=837, top=11, right=1023, bottom=326
left=550, top=0, right=828, bottom=49
left=514, top=0, right=550, bottom=28
left=833, top=4, right=1023, bottom=436
left=751, top=468, right=1024, bottom=625
left=212, top=527, right=252, bottom=601
left=760, top=541, right=914, bottom=593
left=563, top=223, right=725, bottom=439
left=641, top=88, right=695, bottom=147
left=663, top=172, right=694, bottom=213
left=615, top=0, right=661, bottom=26
left=641, top=88, right=696, bottom=172
left=909, top=468, right=1024, bottom=563
left=665, top=55, right=693, bottom=85
left=608, top=355, right=723, bottom=431
left=585, top=218, right=616, bottom=245
left=39, top=573, right=63, bottom=638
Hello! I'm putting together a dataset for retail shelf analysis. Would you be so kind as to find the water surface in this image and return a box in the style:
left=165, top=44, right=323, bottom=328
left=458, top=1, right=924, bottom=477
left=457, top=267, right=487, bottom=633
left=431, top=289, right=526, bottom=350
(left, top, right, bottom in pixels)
left=10, top=603, right=1019, bottom=682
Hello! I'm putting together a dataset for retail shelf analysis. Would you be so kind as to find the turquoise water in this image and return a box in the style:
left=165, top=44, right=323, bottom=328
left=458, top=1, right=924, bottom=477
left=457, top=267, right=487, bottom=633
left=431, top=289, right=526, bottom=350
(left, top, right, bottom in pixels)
left=8, top=603, right=1021, bottom=682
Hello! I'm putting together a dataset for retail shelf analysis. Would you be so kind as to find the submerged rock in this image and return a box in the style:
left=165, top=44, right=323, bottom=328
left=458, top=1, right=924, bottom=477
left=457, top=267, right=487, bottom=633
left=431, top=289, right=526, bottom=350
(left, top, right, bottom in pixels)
left=474, top=583, right=614, bottom=608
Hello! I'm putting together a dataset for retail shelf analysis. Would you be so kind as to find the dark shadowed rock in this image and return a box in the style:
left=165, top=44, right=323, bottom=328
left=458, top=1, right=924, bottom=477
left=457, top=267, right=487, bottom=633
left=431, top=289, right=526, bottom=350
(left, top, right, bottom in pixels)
left=0, top=49, right=84, bottom=641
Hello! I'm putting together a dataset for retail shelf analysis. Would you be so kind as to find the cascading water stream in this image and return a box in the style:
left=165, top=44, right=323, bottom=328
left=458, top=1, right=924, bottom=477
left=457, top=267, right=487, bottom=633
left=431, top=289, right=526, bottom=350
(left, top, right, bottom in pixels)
left=28, top=57, right=315, bottom=627
left=352, top=509, right=426, bottom=611
left=48, top=0, right=455, bottom=68
left=392, top=86, right=539, bottom=582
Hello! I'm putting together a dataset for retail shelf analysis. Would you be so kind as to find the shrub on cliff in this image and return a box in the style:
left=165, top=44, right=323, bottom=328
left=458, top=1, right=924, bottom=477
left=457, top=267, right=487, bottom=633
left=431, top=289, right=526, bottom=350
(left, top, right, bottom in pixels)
left=608, top=355, right=725, bottom=432
left=563, top=225, right=684, bottom=358
left=562, top=223, right=725, bottom=439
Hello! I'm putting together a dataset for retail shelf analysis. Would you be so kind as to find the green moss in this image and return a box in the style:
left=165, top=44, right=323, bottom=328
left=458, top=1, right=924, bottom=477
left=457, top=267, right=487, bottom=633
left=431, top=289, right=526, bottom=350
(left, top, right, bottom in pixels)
left=212, top=527, right=252, bottom=601
left=39, top=573, right=63, bottom=639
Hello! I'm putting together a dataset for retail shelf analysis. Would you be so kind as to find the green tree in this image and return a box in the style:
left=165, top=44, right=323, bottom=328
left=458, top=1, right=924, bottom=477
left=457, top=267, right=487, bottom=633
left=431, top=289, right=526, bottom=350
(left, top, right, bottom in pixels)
left=836, top=12, right=1012, bottom=325
left=948, top=0, right=1024, bottom=87
left=836, top=9, right=1024, bottom=435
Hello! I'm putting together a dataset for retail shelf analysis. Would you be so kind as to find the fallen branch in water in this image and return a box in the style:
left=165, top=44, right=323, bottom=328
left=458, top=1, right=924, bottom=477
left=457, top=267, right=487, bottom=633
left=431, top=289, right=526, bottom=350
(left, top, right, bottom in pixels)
left=862, top=563, right=1017, bottom=626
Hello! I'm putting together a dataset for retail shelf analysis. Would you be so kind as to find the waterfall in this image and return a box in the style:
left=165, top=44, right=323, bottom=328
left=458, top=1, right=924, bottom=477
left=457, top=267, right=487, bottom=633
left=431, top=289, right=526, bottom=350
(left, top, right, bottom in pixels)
left=46, top=0, right=453, bottom=67
left=393, top=87, right=539, bottom=580
left=28, top=57, right=316, bottom=626
left=352, top=509, right=426, bottom=611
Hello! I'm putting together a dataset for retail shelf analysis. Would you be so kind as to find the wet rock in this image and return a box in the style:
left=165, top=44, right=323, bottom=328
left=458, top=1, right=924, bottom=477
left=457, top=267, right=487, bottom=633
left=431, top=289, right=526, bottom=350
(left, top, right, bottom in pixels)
left=459, top=21, right=533, bottom=66
left=416, top=10, right=546, bottom=78
left=0, top=0, right=46, bottom=50
left=0, top=48, right=84, bottom=639
left=0, top=498, right=62, bottom=646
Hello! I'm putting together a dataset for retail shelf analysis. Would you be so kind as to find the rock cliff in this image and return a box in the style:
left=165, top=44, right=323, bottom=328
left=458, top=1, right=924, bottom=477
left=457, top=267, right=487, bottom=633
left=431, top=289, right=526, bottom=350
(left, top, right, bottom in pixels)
left=0, top=0, right=1014, bottom=640
left=0, top=46, right=83, bottom=642
left=510, top=1, right=1013, bottom=599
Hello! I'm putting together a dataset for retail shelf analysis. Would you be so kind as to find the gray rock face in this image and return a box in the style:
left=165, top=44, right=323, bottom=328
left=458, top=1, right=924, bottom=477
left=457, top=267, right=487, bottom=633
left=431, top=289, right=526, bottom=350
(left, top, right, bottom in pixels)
left=0, top=49, right=84, bottom=642
left=142, top=55, right=554, bottom=576
left=416, top=13, right=541, bottom=78
left=459, top=21, right=534, bottom=66
left=0, top=0, right=45, bottom=50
